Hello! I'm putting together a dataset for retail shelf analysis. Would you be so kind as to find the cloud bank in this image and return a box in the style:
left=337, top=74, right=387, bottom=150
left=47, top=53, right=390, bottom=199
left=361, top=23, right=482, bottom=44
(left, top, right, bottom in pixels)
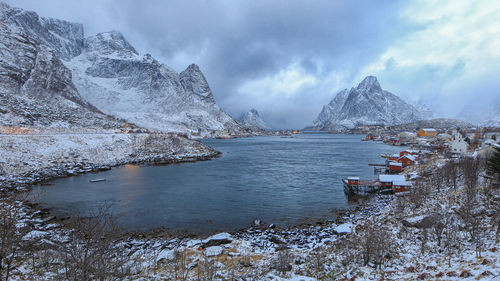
left=6, top=0, right=500, bottom=128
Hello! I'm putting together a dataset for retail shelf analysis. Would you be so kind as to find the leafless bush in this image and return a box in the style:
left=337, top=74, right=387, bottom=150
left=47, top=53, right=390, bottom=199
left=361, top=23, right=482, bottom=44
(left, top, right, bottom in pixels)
left=0, top=195, right=38, bottom=281
left=407, top=179, right=431, bottom=211
left=46, top=206, right=138, bottom=281
left=273, top=248, right=293, bottom=274
left=307, top=247, right=328, bottom=273
left=443, top=215, right=461, bottom=267
left=168, top=249, right=191, bottom=281
left=358, top=223, right=394, bottom=268
left=196, top=253, right=218, bottom=281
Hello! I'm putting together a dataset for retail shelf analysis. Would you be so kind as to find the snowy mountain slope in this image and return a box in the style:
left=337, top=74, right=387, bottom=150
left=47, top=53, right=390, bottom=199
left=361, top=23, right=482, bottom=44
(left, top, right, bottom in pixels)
left=0, top=2, right=83, bottom=60
left=307, top=76, right=423, bottom=130
left=65, top=31, right=243, bottom=135
left=0, top=21, right=123, bottom=128
left=238, top=109, right=271, bottom=130
left=0, top=2, right=244, bottom=135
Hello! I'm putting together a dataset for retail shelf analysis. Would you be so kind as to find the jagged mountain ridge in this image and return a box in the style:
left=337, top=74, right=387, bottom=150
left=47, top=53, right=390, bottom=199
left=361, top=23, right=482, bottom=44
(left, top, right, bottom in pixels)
left=0, top=2, right=244, bottom=136
left=307, top=76, right=423, bottom=131
left=0, top=7, right=123, bottom=129
left=238, top=109, right=271, bottom=130
left=66, top=30, right=243, bottom=135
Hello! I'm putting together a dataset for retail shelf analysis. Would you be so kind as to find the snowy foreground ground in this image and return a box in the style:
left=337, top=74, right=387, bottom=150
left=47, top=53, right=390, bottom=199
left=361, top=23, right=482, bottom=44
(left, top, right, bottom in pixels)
left=0, top=135, right=499, bottom=280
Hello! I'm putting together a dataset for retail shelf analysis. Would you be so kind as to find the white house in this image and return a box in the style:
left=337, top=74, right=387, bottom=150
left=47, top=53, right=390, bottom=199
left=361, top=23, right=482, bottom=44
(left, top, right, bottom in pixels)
left=450, top=132, right=468, bottom=154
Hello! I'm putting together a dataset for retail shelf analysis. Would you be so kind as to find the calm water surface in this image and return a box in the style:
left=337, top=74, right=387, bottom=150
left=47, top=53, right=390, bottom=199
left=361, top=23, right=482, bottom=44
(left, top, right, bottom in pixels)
left=31, top=134, right=402, bottom=233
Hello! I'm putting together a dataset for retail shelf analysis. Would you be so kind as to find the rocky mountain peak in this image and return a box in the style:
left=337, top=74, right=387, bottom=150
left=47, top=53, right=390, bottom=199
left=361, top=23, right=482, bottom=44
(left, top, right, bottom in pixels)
left=179, top=64, right=215, bottom=102
left=356, top=75, right=382, bottom=92
left=84, top=31, right=138, bottom=58
left=239, top=109, right=271, bottom=130
left=0, top=2, right=84, bottom=60
left=306, top=76, right=422, bottom=131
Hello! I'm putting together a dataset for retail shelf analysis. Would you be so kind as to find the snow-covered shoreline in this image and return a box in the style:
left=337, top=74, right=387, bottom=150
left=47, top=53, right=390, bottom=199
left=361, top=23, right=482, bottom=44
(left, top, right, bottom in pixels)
left=1, top=133, right=499, bottom=280
left=0, top=132, right=219, bottom=191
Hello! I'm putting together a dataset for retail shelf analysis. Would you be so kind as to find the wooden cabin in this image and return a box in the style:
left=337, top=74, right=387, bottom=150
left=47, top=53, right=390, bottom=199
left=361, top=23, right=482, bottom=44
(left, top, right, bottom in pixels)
left=389, top=162, right=402, bottom=173
left=393, top=180, right=411, bottom=192
left=418, top=128, right=438, bottom=137
left=397, top=154, right=416, bottom=167
left=346, top=176, right=360, bottom=185
left=379, top=174, right=406, bottom=188
left=399, top=149, right=420, bottom=157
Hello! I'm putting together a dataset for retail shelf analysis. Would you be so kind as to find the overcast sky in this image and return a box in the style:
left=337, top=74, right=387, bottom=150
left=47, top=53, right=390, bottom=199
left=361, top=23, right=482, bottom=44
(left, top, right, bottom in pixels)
left=6, top=0, right=500, bottom=128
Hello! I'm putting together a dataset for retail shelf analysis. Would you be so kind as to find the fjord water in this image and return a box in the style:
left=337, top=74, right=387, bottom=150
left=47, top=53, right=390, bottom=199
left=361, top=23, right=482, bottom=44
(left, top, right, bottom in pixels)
left=32, top=134, right=402, bottom=233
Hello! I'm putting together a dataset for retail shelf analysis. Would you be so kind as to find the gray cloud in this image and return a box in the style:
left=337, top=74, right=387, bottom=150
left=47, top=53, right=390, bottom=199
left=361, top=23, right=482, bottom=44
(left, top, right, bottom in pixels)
left=6, top=0, right=499, bottom=128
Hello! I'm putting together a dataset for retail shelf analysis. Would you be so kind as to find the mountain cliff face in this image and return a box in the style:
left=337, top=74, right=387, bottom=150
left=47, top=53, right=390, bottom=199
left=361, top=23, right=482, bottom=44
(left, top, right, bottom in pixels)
left=65, top=30, right=242, bottom=136
left=307, top=76, right=423, bottom=130
left=238, top=109, right=271, bottom=131
left=0, top=11, right=121, bottom=128
left=0, top=2, right=243, bottom=136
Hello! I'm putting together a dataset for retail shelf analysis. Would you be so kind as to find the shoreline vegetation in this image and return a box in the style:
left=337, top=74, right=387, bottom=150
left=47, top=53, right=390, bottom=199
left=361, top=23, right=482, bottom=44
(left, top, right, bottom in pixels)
left=0, top=131, right=499, bottom=280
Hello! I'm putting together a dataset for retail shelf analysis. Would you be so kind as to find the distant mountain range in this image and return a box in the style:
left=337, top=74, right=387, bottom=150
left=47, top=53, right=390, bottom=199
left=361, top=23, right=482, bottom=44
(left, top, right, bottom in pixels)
left=0, top=2, right=245, bottom=136
left=238, top=109, right=271, bottom=131
left=306, top=76, right=425, bottom=131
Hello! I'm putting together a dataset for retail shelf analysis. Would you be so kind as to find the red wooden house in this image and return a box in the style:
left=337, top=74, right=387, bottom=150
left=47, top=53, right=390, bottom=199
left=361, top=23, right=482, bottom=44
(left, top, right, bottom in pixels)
left=346, top=176, right=359, bottom=185
left=399, top=149, right=420, bottom=157
left=397, top=154, right=417, bottom=167
left=389, top=162, right=402, bottom=173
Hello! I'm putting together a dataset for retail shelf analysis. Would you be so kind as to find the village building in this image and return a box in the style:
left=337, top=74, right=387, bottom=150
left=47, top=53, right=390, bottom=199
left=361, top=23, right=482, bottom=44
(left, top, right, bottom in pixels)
left=399, top=149, right=420, bottom=157
left=449, top=132, right=468, bottom=154
left=418, top=128, right=438, bottom=137
left=346, top=176, right=359, bottom=185
left=388, top=162, right=402, bottom=173
left=397, top=154, right=417, bottom=167
left=378, top=175, right=406, bottom=188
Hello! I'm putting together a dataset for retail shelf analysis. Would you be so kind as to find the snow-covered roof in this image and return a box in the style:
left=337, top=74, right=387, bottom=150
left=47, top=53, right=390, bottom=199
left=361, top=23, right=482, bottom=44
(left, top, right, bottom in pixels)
left=399, top=154, right=417, bottom=161
left=379, top=174, right=406, bottom=183
left=389, top=162, right=402, bottom=167
left=393, top=180, right=411, bottom=186
left=422, top=128, right=437, bottom=132
left=347, top=176, right=360, bottom=180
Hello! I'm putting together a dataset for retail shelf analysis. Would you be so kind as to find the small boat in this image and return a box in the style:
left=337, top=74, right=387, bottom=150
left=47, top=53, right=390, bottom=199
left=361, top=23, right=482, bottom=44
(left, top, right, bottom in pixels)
left=89, top=179, right=106, bottom=183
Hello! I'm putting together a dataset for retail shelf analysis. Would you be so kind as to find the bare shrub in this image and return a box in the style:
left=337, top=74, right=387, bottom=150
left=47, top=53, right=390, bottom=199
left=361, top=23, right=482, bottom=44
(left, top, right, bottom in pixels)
left=358, top=223, right=394, bottom=268
left=273, top=248, right=293, bottom=274
left=0, top=196, right=38, bottom=281
left=47, top=206, right=138, bottom=281
left=196, top=253, right=218, bottom=281
left=443, top=215, right=461, bottom=267
left=408, top=179, right=430, bottom=211
left=168, top=249, right=191, bottom=281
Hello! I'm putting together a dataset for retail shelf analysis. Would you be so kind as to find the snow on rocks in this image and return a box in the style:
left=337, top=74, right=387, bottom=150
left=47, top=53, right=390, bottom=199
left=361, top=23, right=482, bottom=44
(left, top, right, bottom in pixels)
left=334, top=222, right=353, bottom=234
left=203, top=246, right=223, bottom=257
left=201, top=232, right=232, bottom=248
left=401, top=213, right=442, bottom=228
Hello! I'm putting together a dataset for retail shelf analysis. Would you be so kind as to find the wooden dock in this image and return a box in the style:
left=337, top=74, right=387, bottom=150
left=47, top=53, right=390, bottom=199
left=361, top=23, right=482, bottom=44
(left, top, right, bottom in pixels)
left=342, top=179, right=392, bottom=196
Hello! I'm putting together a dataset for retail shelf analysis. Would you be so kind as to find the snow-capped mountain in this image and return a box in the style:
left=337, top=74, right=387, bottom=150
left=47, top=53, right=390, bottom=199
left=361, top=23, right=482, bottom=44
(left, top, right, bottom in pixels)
left=0, top=4, right=123, bottom=128
left=307, top=76, right=423, bottom=130
left=66, top=30, right=243, bottom=136
left=0, top=2, right=244, bottom=136
left=238, top=109, right=271, bottom=131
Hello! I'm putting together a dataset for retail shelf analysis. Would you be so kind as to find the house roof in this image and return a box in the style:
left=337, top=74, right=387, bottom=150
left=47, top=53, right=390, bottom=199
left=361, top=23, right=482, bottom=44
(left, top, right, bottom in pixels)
left=399, top=154, right=417, bottom=161
left=379, top=174, right=406, bottom=183
left=389, top=162, right=403, bottom=167
left=347, top=176, right=360, bottom=180
left=422, top=128, right=437, bottom=132
left=393, top=180, right=411, bottom=186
